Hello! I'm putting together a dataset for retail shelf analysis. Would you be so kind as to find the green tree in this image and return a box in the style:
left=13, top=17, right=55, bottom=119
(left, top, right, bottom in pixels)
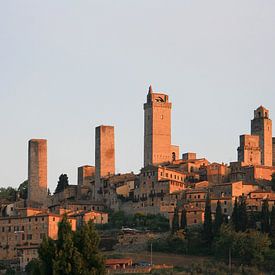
left=25, top=258, right=41, bottom=275
left=231, top=197, right=240, bottom=231
left=172, top=207, right=179, bottom=233
left=53, top=215, right=83, bottom=275
left=38, top=236, right=56, bottom=275
left=74, top=221, right=105, bottom=274
left=214, top=224, right=271, bottom=265
left=270, top=206, right=275, bottom=237
left=214, top=200, right=223, bottom=235
left=0, top=187, right=17, bottom=202
left=239, top=197, right=248, bottom=232
left=203, top=194, right=213, bottom=244
left=261, top=199, right=270, bottom=234
left=180, top=208, right=187, bottom=230
left=271, top=173, right=275, bottom=192
left=18, top=180, right=28, bottom=200
left=55, top=174, right=69, bottom=194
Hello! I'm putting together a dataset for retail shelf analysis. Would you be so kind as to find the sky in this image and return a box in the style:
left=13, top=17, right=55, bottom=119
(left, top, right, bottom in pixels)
left=1, top=1, right=275, bottom=192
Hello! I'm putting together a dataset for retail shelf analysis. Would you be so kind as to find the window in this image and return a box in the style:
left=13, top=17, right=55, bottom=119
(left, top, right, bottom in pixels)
left=194, top=219, right=197, bottom=224
left=27, top=234, right=32, bottom=240
left=224, top=208, right=227, bottom=213
left=198, top=195, right=200, bottom=199
left=224, top=201, right=227, bottom=205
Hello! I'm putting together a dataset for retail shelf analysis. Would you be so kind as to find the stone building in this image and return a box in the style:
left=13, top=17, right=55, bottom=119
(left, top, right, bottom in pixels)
left=0, top=209, right=76, bottom=270
left=237, top=134, right=261, bottom=165
left=144, top=86, right=179, bottom=167
left=273, top=137, right=275, bottom=166
left=206, top=162, right=230, bottom=185
left=28, top=139, right=48, bottom=207
left=78, top=165, right=95, bottom=186
left=251, top=106, right=273, bottom=166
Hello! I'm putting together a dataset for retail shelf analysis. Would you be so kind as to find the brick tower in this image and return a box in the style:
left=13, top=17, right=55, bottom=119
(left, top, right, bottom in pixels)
left=144, top=86, right=177, bottom=166
left=237, top=135, right=261, bottom=165
left=251, top=106, right=273, bottom=166
left=28, top=139, right=48, bottom=206
left=95, top=126, right=115, bottom=199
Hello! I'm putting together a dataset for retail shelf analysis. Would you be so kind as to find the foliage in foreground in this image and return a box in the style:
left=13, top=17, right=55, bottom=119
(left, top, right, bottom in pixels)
left=98, top=211, right=170, bottom=232
left=26, top=216, right=105, bottom=275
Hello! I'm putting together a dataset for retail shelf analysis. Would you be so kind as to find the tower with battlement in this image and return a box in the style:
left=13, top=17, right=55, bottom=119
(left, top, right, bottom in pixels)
left=251, top=106, right=273, bottom=166
left=144, top=86, right=178, bottom=167
left=28, top=139, right=48, bottom=207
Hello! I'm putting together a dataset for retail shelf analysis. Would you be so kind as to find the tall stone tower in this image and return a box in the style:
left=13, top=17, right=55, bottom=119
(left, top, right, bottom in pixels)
left=237, top=135, right=261, bottom=165
left=95, top=126, right=115, bottom=199
left=251, top=106, right=273, bottom=166
left=28, top=139, right=48, bottom=207
left=144, top=86, right=174, bottom=166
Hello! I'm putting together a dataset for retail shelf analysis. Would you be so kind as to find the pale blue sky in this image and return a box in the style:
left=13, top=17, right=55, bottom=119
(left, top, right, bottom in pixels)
left=1, top=1, right=275, bottom=192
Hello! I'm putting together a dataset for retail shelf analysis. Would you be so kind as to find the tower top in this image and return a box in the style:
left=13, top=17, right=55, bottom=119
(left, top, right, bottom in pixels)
left=146, top=86, right=170, bottom=105
left=253, top=106, right=270, bottom=119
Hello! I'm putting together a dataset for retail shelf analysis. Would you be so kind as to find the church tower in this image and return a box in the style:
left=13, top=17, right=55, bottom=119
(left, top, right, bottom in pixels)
left=251, top=106, right=273, bottom=166
left=144, top=86, right=177, bottom=166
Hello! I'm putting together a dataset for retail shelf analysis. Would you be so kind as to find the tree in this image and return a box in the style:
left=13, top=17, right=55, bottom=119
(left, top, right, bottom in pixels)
left=38, top=236, right=56, bottom=275
left=261, top=199, right=270, bottom=234
left=203, top=194, right=213, bottom=243
left=18, top=180, right=28, bottom=200
left=53, top=215, right=83, bottom=275
left=55, top=174, right=69, bottom=194
left=270, top=206, right=275, bottom=237
left=172, top=207, right=179, bottom=233
left=231, top=197, right=240, bottom=231
left=180, top=208, right=187, bottom=230
left=214, top=224, right=271, bottom=265
left=74, top=221, right=105, bottom=274
left=25, top=259, right=41, bottom=275
left=0, top=187, right=17, bottom=202
left=214, top=201, right=223, bottom=235
left=239, top=197, right=248, bottom=232
left=271, top=173, right=275, bottom=192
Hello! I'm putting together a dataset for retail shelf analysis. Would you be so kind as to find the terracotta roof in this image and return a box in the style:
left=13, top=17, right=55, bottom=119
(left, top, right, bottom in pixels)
left=105, top=258, right=132, bottom=265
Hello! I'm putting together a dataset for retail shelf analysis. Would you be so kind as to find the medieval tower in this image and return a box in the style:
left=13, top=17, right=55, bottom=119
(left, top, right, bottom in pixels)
left=251, top=106, right=273, bottom=167
left=28, top=139, right=48, bottom=206
left=144, top=86, right=179, bottom=167
left=95, top=125, right=115, bottom=199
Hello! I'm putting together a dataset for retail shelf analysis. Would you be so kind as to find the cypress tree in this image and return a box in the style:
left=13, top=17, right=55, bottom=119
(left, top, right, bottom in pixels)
left=203, top=193, right=213, bottom=243
left=172, top=207, right=179, bottom=233
left=271, top=206, right=275, bottom=236
left=214, top=200, right=223, bottom=235
left=231, top=197, right=239, bottom=231
left=261, top=199, right=270, bottom=233
left=180, top=208, right=187, bottom=230
left=74, top=221, right=105, bottom=274
left=53, top=215, right=84, bottom=274
left=271, top=173, right=275, bottom=192
left=239, top=197, right=248, bottom=232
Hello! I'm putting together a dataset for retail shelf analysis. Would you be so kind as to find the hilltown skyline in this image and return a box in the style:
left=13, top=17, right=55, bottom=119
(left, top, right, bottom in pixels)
left=2, top=87, right=274, bottom=194
left=1, top=2, right=275, bottom=193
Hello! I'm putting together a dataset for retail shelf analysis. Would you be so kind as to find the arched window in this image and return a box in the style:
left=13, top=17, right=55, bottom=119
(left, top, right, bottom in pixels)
left=172, top=152, right=176, bottom=161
